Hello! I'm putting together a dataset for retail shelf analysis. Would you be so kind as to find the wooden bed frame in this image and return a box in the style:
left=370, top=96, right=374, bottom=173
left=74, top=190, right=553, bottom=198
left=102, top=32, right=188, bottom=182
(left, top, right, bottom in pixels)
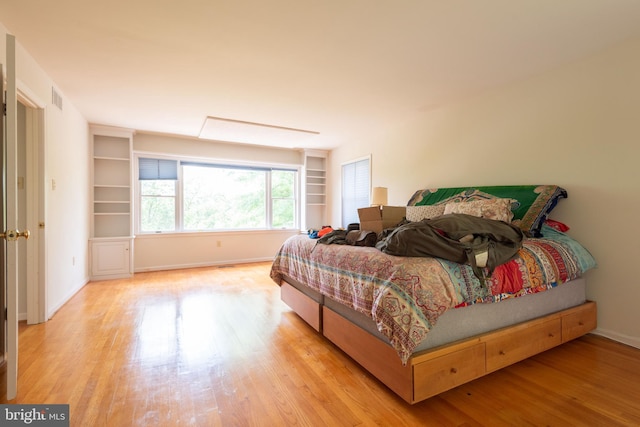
left=280, top=280, right=597, bottom=404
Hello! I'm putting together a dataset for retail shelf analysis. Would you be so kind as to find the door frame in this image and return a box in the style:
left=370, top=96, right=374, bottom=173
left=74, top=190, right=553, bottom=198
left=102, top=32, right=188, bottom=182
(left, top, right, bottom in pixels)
left=17, top=85, right=46, bottom=324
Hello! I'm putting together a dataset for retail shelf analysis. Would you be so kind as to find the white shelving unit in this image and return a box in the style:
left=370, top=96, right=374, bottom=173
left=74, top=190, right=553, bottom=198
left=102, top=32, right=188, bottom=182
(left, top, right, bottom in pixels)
left=90, top=126, right=135, bottom=280
left=303, top=150, right=327, bottom=231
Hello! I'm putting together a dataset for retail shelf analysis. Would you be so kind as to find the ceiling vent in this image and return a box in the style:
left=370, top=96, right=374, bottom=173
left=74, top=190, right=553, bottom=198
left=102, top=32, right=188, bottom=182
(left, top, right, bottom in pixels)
left=199, top=116, right=319, bottom=149
left=51, top=87, right=63, bottom=110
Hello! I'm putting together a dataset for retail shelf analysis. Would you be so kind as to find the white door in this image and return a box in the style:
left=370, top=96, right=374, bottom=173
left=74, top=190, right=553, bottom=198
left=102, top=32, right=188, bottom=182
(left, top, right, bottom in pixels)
left=19, top=90, right=47, bottom=325
left=3, top=33, right=28, bottom=401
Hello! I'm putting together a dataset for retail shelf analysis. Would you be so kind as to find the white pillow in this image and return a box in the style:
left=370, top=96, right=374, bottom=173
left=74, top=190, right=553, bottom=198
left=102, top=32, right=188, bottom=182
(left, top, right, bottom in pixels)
left=444, top=198, right=515, bottom=222
left=406, top=204, right=446, bottom=221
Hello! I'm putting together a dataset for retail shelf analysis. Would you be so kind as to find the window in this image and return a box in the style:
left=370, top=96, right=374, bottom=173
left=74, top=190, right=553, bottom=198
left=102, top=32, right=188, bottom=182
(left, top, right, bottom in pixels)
left=182, top=163, right=266, bottom=230
left=341, top=156, right=370, bottom=227
left=271, top=169, right=296, bottom=229
left=136, top=156, right=298, bottom=233
left=140, top=180, right=177, bottom=232
left=139, top=158, right=178, bottom=232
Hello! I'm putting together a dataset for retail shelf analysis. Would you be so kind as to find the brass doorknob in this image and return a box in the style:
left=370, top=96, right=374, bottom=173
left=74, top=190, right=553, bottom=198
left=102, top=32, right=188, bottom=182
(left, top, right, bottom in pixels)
left=1, top=229, right=30, bottom=241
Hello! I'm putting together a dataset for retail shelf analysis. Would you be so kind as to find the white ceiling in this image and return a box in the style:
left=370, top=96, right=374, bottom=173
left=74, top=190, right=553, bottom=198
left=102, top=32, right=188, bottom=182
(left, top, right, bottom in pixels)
left=2, top=0, right=640, bottom=150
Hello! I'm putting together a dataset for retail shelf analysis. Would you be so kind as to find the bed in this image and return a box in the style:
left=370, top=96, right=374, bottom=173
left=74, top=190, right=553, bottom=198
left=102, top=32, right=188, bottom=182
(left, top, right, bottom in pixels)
left=270, top=185, right=597, bottom=404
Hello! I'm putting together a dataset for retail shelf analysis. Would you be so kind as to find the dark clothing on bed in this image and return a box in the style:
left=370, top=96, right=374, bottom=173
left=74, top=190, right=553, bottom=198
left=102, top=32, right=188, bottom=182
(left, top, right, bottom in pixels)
left=376, top=213, right=524, bottom=284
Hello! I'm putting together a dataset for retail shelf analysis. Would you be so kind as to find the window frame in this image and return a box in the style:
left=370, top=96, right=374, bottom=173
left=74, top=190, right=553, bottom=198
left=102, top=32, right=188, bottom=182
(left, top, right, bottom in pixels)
left=139, top=178, right=180, bottom=232
left=134, top=153, right=300, bottom=234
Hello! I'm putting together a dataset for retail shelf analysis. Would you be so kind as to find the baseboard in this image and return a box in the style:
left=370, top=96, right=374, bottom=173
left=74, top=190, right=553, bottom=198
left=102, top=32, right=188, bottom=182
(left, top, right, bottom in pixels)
left=592, top=328, right=640, bottom=350
left=47, top=275, right=90, bottom=320
left=133, top=257, right=274, bottom=273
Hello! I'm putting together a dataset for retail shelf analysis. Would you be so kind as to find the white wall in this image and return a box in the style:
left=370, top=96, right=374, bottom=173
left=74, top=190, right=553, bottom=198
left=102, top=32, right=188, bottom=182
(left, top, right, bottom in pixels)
left=329, top=35, right=640, bottom=349
left=132, top=132, right=302, bottom=271
left=134, top=132, right=302, bottom=165
left=1, top=25, right=91, bottom=318
left=45, top=97, right=90, bottom=316
left=135, top=230, right=298, bottom=271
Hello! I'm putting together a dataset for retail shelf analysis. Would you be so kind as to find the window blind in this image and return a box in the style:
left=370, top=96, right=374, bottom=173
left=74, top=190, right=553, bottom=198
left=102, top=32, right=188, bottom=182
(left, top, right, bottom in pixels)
left=139, top=158, right=178, bottom=180
left=341, top=158, right=370, bottom=226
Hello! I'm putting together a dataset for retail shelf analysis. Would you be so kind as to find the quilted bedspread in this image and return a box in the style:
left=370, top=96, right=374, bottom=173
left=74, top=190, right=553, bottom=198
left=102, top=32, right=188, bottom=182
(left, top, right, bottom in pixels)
left=269, top=225, right=596, bottom=364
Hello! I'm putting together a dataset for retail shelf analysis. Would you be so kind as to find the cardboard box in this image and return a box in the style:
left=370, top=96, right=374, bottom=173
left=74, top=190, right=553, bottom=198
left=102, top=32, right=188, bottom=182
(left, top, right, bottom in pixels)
left=357, top=206, right=406, bottom=234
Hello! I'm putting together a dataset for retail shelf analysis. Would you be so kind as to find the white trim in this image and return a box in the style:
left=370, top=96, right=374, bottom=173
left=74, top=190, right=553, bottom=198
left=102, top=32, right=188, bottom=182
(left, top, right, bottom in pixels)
left=592, top=328, right=640, bottom=350
left=90, top=124, right=136, bottom=138
left=133, top=228, right=296, bottom=239
left=47, top=278, right=90, bottom=320
left=17, top=80, right=46, bottom=108
left=134, top=149, right=301, bottom=171
left=340, top=153, right=371, bottom=167
left=134, top=257, right=275, bottom=273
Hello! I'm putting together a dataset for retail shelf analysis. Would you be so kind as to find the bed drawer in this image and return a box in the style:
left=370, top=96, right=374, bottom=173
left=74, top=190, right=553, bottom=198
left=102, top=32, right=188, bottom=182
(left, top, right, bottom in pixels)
left=562, top=301, right=597, bottom=342
left=281, top=282, right=322, bottom=332
left=323, top=307, right=414, bottom=403
left=413, top=343, right=485, bottom=402
left=485, top=318, right=562, bottom=372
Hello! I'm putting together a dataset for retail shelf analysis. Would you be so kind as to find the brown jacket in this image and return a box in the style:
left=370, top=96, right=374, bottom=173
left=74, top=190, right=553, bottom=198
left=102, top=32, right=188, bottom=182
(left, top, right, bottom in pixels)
left=376, top=213, right=524, bottom=285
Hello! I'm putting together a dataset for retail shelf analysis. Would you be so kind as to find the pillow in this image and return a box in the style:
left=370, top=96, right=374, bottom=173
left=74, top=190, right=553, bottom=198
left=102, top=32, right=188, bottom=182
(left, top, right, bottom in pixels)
left=407, top=185, right=567, bottom=237
left=406, top=204, right=446, bottom=221
left=443, top=198, right=515, bottom=222
left=545, top=219, right=570, bottom=232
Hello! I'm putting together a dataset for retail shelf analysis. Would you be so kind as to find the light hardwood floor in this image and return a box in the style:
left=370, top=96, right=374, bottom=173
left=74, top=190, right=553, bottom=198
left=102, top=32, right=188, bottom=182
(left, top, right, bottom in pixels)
left=2, top=262, right=640, bottom=426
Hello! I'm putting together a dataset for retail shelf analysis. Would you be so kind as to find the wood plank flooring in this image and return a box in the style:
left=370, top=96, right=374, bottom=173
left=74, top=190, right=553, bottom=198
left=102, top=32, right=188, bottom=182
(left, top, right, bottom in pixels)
left=2, top=262, right=640, bottom=426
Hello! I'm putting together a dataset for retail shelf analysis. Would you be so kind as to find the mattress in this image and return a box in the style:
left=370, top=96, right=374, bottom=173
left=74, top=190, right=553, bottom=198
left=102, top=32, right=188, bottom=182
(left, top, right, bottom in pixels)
left=284, top=275, right=587, bottom=354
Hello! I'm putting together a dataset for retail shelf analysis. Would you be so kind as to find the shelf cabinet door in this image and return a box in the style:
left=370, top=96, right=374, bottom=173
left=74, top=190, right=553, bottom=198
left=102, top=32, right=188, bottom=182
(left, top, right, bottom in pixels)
left=91, top=240, right=131, bottom=279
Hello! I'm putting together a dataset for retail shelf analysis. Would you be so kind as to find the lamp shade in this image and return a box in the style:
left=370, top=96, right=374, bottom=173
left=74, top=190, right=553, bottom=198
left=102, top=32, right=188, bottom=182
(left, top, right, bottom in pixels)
left=371, top=187, right=388, bottom=206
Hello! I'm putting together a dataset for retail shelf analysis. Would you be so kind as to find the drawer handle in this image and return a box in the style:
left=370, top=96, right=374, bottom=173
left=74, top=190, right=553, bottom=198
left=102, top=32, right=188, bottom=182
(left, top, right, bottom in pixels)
left=548, top=333, right=554, bottom=338
left=450, top=368, right=458, bottom=374
left=578, top=321, right=584, bottom=326
left=499, top=350, right=506, bottom=356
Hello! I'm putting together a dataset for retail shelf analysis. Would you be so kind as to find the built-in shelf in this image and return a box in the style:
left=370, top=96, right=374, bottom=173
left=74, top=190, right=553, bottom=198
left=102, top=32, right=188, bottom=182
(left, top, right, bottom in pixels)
left=90, top=126, right=135, bottom=279
left=303, top=151, right=327, bottom=230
